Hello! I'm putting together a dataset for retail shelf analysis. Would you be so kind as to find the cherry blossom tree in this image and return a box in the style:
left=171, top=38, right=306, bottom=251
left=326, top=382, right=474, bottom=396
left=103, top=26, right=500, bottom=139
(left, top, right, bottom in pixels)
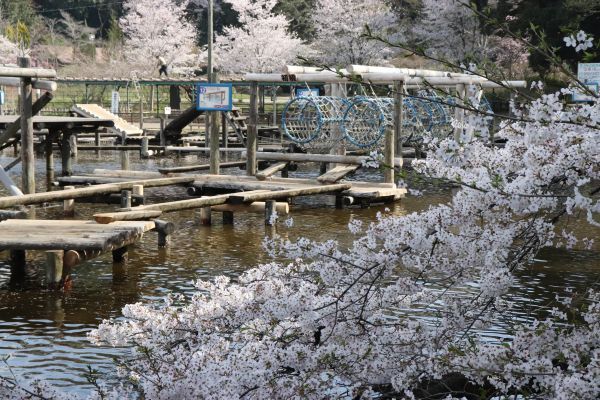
left=214, top=0, right=305, bottom=73
left=119, top=0, right=197, bottom=71
left=0, top=35, right=19, bottom=64
left=311, top=0, right=398, bottom=67
left=413, top=0, right=491, bottom=64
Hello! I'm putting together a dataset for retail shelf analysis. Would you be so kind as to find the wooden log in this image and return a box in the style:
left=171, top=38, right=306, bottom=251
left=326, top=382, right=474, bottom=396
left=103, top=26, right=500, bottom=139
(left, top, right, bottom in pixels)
left=211, top=202, right=289, bottom=215
left=45, top=250, right=64, bottom=287
left=64, top=249, right=103, bottom=269
left=94, top=209, right=162, bottom=224
left=9, top=249, right=26, bottom=270
left=158, top=161, right=245, bottom=174
left=247, top=81, right=258, bottom=175
left=0, top=66, right=57, bottom=78
left=0, top=176, right=195, bottom=208
left=256, top=162, right=289, bottom=181
left=76, top=193, right=144, bottom=206
left=121, top=134, right=130, bottom=171
left=228, top=184, right=351, bottom=204
left=20, top=57, right=35, bottom=194
left=0, top=77, right=57, bottom=91
left=4, top=156, right=21, bottom=172
left=254, top=152, right=404, bottom=167
left=191, top=174, right=397, bottom=189
left=63, top=185, right=75, bottom=216
left=132, top=184, right=144, bottom=205
left=93, top=169, right=167, bottom=179
left=317, top=164, right=360, bottom=184
left=163, top=104, right=203, bottom=139
left=0, top=210, right=27, bottom=221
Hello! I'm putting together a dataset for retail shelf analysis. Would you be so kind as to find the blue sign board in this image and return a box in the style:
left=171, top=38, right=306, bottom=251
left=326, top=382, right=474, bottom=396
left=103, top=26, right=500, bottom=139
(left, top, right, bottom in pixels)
left=296, top=88, right=319, bottom=97
left=196, top=83, right=233, bottom=111
left=0, top=90, right=4, bottom=105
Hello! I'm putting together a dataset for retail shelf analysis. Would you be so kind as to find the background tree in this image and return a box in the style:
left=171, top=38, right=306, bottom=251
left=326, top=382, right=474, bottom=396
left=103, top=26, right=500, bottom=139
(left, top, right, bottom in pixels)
left=119, top=0, right=197, bottom=71
left=311, top=0, right=399, bottom=67
left=214, top=0, right=305, bottom=73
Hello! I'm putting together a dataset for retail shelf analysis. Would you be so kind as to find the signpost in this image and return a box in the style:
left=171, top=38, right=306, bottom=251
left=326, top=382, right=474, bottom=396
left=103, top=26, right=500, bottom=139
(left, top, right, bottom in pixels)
left=296, top=88, right=319, bottom=97
left=196, top=83, right=233, bottom=111
left=574, top=63, right=600, bottom=102
left=111, top=90, right=120, bottom=114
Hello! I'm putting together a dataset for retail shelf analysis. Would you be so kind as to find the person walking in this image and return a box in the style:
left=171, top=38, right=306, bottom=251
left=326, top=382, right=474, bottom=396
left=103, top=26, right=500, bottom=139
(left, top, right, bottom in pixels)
left=157, top=56, right=168, bottom=77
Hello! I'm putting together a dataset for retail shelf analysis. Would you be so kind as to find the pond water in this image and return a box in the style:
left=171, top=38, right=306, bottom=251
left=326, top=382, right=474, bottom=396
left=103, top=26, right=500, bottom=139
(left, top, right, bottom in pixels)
left=0, top=150, right=598, bottom=394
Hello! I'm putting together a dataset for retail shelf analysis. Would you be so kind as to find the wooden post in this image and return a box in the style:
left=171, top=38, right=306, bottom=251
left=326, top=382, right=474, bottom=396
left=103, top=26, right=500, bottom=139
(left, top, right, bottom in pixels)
left=383, top=80, right=400, bottom=184
left=94, top=130, right=101, bottom=154
left=221, top=112, right=228, bottom=148
left=61, top=131, right=73, bottom=176
left=210, top=73, right=220, bottom=175
left=112, top=246, right=128, bottom=263
left=150, top=85, right=155, bottom=117
left=454, top=83, right=466, bottom=141
left=154, top=219, right=175, bottom=247
left=9, top=249, right=26, bottom=272
left=196, top=207, right=212, bottom=225
left=132, top=184, right=144, bottom=205
left=159, top=117, right=166, bottom=147
left=45, top=133, right=54, bottom=179
left=69, top=133, right=78, bottom=157
left=120, top=190, right=132, bottom=209
left=120, top=133, right=130, bottom=170
left=63, top=185, right=75, bottom=216
left=394, top=80, right=405, bottom=173
left=272, top=85, right=277, bottom=125
left=139, top=93, right=144, bottom=129
left=246, top=81, right=258, bottom=176
left=265, top=200, right=277, bottom=226
left=45, top=250, right=64, bottom=288
left=222, top=210, right=234, bottom=225
left=19, top=57, right=35, bottom=194
left=141, top=136, right=149, bottom=158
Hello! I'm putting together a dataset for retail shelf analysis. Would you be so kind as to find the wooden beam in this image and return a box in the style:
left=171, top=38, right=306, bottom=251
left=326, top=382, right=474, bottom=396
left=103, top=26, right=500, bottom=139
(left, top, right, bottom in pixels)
left=0, top=66, right=57, bottom=78
left=0, top=176, right=195, bottom=208
left=228, top=183, right=351, bottom=204
left=94, top=209, right=162, bottom=224
left=211, top=201, right=289, bottom=215
left=317, top=164, right=359, bottom=184
left=256, top=162, right=289, bottom=180
left=158, top=161, right=245, bottom=174
left=254, top=152, right=403, bottom=167
left=0, top=77, right=57, bottom=91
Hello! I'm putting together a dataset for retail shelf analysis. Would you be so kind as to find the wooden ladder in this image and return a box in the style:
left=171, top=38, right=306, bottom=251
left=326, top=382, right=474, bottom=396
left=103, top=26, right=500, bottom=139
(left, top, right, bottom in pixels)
left=224, top=106, right=248, bottom=145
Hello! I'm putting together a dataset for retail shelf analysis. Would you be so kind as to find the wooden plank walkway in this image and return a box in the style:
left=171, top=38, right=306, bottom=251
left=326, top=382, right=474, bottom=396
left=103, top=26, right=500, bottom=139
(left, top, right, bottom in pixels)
left=0, top=219, right=155, bottom=251
left=72, top=104, right=143, bottom=137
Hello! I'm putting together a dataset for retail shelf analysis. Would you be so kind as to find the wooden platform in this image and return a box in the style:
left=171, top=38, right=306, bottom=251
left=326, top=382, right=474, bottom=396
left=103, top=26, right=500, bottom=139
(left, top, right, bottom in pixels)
left=0, top=219, right=155, bottom=251
left=72, top=104, right=143, bottom=137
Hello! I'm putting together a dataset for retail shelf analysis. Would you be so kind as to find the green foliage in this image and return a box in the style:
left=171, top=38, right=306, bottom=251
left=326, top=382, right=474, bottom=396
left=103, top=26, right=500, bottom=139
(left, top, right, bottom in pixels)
left=5, top=20, right=30, bottom=48
left=0, top=0, right=38, bottom=26
left=273, top=0, right=316, bottom=41
left=106, top=12, right=122, bottom=47
left=494, top=0, right=600, bottom=74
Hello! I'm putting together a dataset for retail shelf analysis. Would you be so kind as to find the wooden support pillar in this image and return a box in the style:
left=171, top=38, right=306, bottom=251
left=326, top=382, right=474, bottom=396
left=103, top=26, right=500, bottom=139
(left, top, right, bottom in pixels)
left=63, top=185, right=75, bottom=216
left=154, top=219, right=175, bottom=247
left=120, top=133, right=130, bottom=170
left=210, top=73, right=221, bottom=174
left=132, top=184, right=144, bottom=205
left=9, top=249, right=26, bottom=277
left=159, top=117, right=166, bottom=147
left=61, top=131, right=73, bottom=176
left=454, top=83, right=466, bottom=141
left=394, top=80, right=405, bottom=159
left=112, top=246, right=128, bottom=263
left=150, top=85, right=155, bottom=116
left=140, top=136, right=149, bottom=158
left=222, top=210, right=234, bottom=225
left=45, top=250, right=64, bottom=288
left=196, top=207, right=212, bottom=225
left=19, top=57, right=35, bottom=194
left=139, top=93, right=144, bottom=129
left=246, top=81, right=258, bottom=176
left=94, top=130, right=101, bottom=155
left=120, top=190, right=132, bottom=209
left=69, top=134, right=78, bottom=157
left=221, top=112, right=228, bottom=148
left=265, top=200, right=277, bottom=226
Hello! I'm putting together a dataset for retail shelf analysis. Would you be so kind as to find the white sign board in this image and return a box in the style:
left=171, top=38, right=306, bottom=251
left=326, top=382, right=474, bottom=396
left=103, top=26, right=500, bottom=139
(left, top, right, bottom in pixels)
left=111, top=91, right=120, bottom=114
left=296, top=88, right=319, bottom=97
left=164, top=106, right=172, bottom=115
left=0, top=90, right=4, bottom=105
left=196, top=83, right=233, bottom=111
left=574, top=63, right=600, bottom=102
